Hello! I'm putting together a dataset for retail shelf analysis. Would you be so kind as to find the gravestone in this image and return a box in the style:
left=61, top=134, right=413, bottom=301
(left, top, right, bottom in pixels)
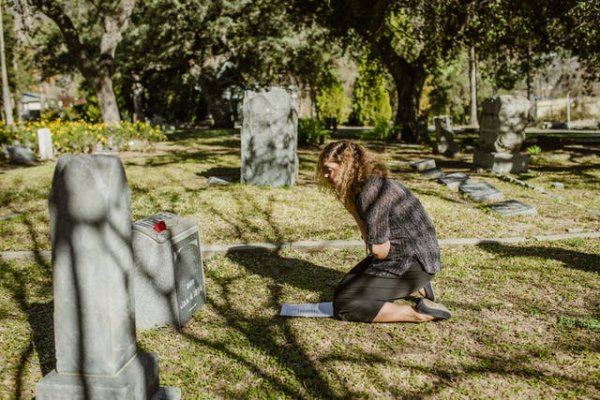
left=474, top=95, right=531, bottom=173
left=459, top=180, right=504, bottom=202
left=433, top=116, right=460, bottom=157
left=241, top=87, right=298, bottom=186
left=7, top=144, right=36, bottom=164
left=37, top=155, right=179, bottom=400
left=488, top=200, right=537, bottom=216
left=410, top=159, right=436, bottom=172
left=420, top=168, right=445, bottom=180
left=439, top=172, right=470, bottom=190
left=132, top=212, right=206, bottom=330
left=37, top=128, right=54, bottom=160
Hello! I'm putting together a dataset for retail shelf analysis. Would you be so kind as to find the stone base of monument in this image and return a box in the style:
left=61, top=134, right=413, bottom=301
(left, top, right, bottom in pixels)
left=36, top=352, right=181, bottom=400
left=132, top=212, right=206, bottom=330
left=473, top=149, right=529, bottom=173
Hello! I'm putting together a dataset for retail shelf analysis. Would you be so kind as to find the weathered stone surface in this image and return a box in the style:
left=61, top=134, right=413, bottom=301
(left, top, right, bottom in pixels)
left=433, top=115, right=460, bottom=157
left=410, top=159, right=436, bottom=172
left=420, top=168, right=445, bottom=179
left=439, top=172, right=470, bottom=190
left=207, top=176, right=230, bottom=185
left=473, top=149, right=529, bottom=173
left=7, top=144, right=36, bottom=164
left=37, top=128, right=54, bottom=160
left=479, top=95, right=531, bottom=153
left=241, top=88, right=298, bottom=186
left=459, top=180, right=504, bottom=202
left=488, top=200, right=537, bottom=216
left=36, top=352, right=159, bottom=400
left=39, top=154, right=165, bottom=399
left=132, top=212, right=206, bottom=330
left=48, top=155, right=137, bottom=375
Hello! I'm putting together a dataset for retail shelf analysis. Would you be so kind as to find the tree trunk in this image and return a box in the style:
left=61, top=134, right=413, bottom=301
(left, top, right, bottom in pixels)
left=132, top=79, right=144, bottom=122
left=0, top=1, right=14, bottom=127
left=371, top=35, right=427, bottom=143
left=28, top=0, right=135, bottom=126
left=90, top=74, right=120, bottom=125
left=388, top=61, right=426, bottom=143
left=469, top=46, right=478, bottom=126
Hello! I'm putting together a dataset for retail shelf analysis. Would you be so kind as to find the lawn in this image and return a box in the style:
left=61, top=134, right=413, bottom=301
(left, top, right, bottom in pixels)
left=0, top=128, right=599, bottom=399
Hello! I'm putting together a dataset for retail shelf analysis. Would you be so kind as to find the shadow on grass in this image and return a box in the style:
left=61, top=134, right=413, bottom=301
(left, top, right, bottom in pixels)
left=477, top=242, right=599, bottom=275
left=180, top=249, right=346, bottom=398
left=0, top=209, right=55, bottom=399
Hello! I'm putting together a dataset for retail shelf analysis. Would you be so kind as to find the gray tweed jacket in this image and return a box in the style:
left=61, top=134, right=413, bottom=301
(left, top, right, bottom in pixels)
left=356, top=176, right=442, bottom=277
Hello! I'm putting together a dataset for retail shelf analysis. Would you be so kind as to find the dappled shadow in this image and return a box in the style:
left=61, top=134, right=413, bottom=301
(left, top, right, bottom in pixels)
left=197, top=166, right=240, bottom=182
left=477, top=242, right=599, bottom=274
left=182, top=250, right=345, bottom=398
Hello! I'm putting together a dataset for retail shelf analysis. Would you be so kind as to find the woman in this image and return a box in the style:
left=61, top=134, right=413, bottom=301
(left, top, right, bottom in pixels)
left=316, top=140, right=451, bottom=323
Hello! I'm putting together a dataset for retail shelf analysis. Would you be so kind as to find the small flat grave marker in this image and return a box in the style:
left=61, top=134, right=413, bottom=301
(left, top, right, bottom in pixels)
left=459, top=180, right=504, bottom=202
left=439, top=172, right=470, bottom=190
left=410, top=159, right=436, bottom=172
left=420, top=168, right=445, bottom=180
left=487, top=200, right=537, bottom=216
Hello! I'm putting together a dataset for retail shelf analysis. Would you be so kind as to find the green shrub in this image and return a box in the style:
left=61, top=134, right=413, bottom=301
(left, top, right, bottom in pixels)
left=526, top=145, right=542, bottom=155
left=367, top=118, right=400, bottom=141
left=298, top=118, right=329, bottom=146
left=316, top=76, right=350, bottom=128
left=352, top=58, right=393, bottom=126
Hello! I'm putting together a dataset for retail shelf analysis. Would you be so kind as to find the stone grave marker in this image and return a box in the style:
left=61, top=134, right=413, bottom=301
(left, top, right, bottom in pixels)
left=410, top=159, right=436, bottom=172
left=241, top=87, right=298, bottom=186
left=37, top=154, right=179, bottom=400
left=459, top=180, right=504, bottom=202
left=37, top=128, right=54, bottom=160
left=433, top=115, right=460, bottom=157
left=487, top=200, right=537, bottom=216
left=420, top=168, right=445, bottom=180
left=439, top=172, right=470, bottom=190
left=7, top=144, right=36, bottom=164
left=132, top=212, right=206, bottom=330
left=474, top=95, right=531, bottom=173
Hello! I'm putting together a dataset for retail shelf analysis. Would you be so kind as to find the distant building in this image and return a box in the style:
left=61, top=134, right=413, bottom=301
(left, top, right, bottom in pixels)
left=19, top=92, right=41, bottom=121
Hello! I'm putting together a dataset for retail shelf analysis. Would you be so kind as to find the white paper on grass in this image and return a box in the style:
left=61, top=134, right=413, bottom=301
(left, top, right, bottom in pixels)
left=280, top=302, right=334, bottom=317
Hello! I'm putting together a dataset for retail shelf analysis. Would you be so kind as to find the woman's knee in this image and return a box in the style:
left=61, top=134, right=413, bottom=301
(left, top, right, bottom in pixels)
left=333, top=298, right=379, bottom=322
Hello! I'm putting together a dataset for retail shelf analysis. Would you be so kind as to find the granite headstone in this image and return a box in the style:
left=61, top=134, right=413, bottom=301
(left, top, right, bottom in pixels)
left=132, top=212, right=206, bottom=330
left=241, top=88, right=298, bottom=186
left=37, top=155, right=179, bottom=400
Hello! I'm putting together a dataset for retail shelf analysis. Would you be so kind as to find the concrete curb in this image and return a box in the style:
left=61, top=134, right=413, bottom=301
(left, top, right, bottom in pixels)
left=2, top=231, right=599, bottom=262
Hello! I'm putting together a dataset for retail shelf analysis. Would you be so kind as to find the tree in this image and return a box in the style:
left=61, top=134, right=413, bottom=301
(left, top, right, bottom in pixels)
left=116, top=0, right=333, bottom=126
left=291, top=0, right=476, bottom=143
left=0, top=0, right=14, bottom=126
left=351, top=57, right=392, bottom=126
left=316, top=70, right=350, bottom=129
left=15, top=0, right=135, bottom=125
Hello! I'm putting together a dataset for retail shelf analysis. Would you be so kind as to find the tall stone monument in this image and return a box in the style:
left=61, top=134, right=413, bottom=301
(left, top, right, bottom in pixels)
left=433, top=115, right=459, bottom=157
left=241, top=87, right=298, bottom=186
left=474, top=95, right=531, bottom=173
left=37, top=155, right=179, bottom=400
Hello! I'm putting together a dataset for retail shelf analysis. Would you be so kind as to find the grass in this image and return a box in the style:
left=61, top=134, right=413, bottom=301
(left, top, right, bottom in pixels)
left=0, top=128, right=599, bottom=398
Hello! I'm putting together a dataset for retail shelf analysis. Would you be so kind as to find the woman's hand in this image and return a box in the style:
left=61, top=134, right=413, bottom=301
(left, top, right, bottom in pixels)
left=371, top=241, right=390, bottom=260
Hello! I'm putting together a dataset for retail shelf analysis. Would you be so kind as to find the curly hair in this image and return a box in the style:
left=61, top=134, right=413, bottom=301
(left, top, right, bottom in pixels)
left=316, top=140, right=388, bottom=207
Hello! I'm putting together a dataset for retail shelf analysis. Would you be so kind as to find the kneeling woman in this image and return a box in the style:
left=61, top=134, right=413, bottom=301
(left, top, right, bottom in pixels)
left=316, top=140, right=451, bottom=323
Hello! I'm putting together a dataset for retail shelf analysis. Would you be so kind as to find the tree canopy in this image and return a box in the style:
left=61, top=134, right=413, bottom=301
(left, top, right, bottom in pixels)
left=2, top=0, right=599, bottom=137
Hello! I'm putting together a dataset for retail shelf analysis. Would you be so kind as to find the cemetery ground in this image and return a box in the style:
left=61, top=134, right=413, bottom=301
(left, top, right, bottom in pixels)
left=1, top=128, right=599, bottom=399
